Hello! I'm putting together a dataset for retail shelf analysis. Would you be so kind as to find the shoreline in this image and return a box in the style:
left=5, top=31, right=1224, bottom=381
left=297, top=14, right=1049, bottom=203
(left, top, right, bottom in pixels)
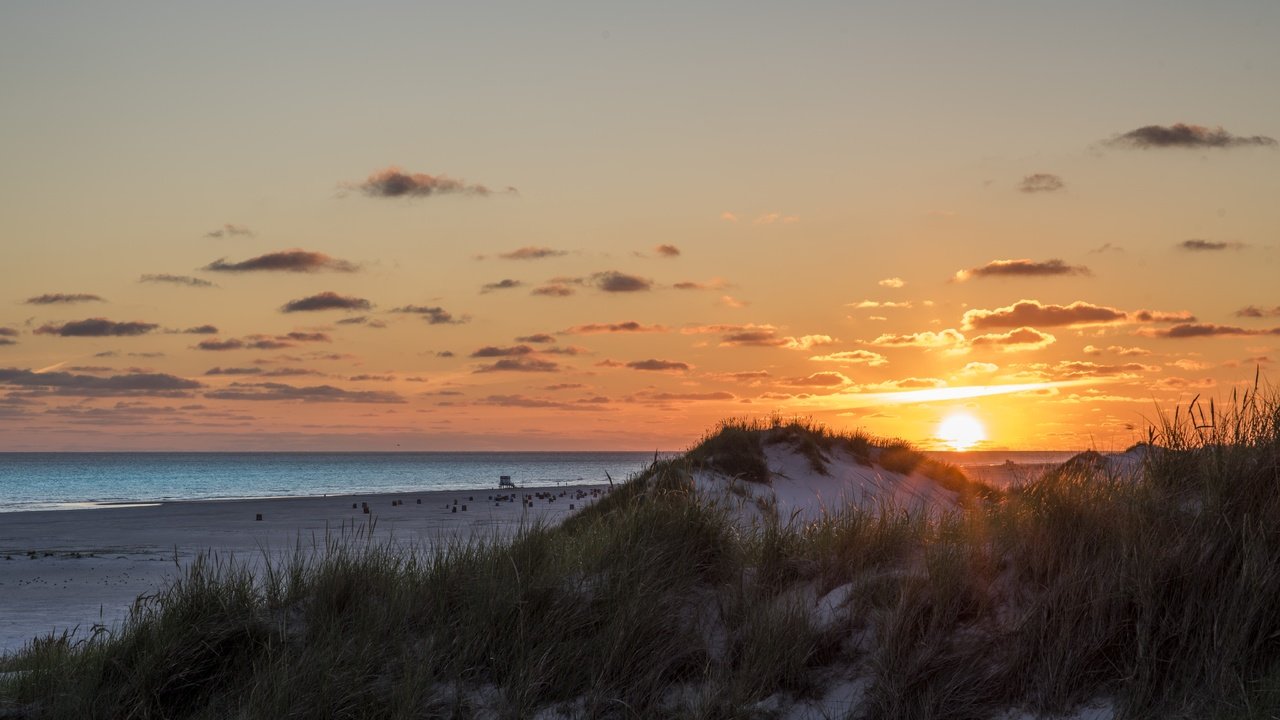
left=0, top=484, right=611, bottom=654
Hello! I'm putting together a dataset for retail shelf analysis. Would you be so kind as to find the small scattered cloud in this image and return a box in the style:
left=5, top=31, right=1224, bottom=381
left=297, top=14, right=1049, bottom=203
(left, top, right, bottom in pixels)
left=959, top=362, right=998, bottom=375
left=593, top=271, right=651, bottom=293
left=867, top=329, right=966, bottom=348
left=641, top=391, right=736, bottom=402
left=34, top=318, right=158, bottom=337
left=498, top=246, right=567, bottom=260
left=1236, top=305, right=1280, bottom=318
left=849, top=300, right=912, bottom=309
left=0, top=328, right=19, bottom=338
left=963, top=300, right=1135, bottom=330
left=1018, top=173, right=1065, bottom=193
left=720, top=212, right=738, bottom=222
left=954, top=259, right=1090, bottom=282
left=335, top=316, right=387, bottom=328
left=719, top=295, right=747, bottom=308
left=1084, top=344, right=1152, bottom=356
left=390, top=305, right=466, bottom=324
left=673, top=278, right=729, bottom=291
left=1089, top=243, right=1124, bottom=254
left=139, top=274, right=217, bottom=288
left=781, top=372, right=851, bottom=387
left=356, top=167, right=511, bottom=198
left=206, top=382, right=405, bottom=403
left=470, top=345, right=534, bottom=358
left=204, top=223, right=254, bottom=239
left=1106, top=123, right=1277, bottom=149
left=626, top=359, right=690, bottom=372
left=25, top=293, right=106, bottom=305
left=480, top=279, right=523, bottom=294
left=516, top=333, right=556, bottom=343
left=562, top=321, right=668, bottom=335
left=475, top=394, right=609, bottom=412
left=282, top=292, right=373, bottom=313
left=205, top=250, right=358, bottom=273
left=969, top=327, right=1057, bottom=352
left=531, top=283, right=575, bottom=297
left=181, top=325, right=219, bottom=335
left=878, top=277, right=905, bottom=289
left=809, top=350, right=889, bottom=367
left=1177, top=239, right=1246, bottom=252
left=1138, top=323, right=1272, bottom=339
left=753, top=213, right=798, bottom=225
left=473, top=358, right=560, bottom=373
left=654, top=244, right=680, bottom=257
left=0, top=367, right=201, bottom=397
left=685, top=324, right=834, bottom=350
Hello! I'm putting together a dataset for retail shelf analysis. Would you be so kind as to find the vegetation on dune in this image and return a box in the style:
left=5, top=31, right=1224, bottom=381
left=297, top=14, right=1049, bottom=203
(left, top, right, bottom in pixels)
left=4, top=390, right=1280, bottom=718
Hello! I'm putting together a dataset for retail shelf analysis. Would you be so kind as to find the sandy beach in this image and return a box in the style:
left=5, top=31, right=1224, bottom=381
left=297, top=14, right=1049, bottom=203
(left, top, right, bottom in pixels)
left=0, top=484, right=610, bottom=654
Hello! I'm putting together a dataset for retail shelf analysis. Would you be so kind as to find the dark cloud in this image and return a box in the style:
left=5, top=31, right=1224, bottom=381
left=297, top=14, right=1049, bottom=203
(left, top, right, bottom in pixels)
left=0, top=339, right=15, bottom=346
left=348, top=374, right=395, bottom=382
left=1018, top=173, right=1065, bottom=193
left=473, top=358, right=560, bottom=373
left=1088, top=243, right=1124, bottom=254
left=703, top=325, right=835, bottom=350
left=205, top=250, right=358, bottom=273
left=498, top=246, right=567, bottom=260
left=24, top=293, right=106, bottom=305
left=963, top=300, right=1129, bottom=330
left=34, top=318, right=158, bottom=337
left=476, top=394, right=609, bottom=412
left=391, top=305, right=466, bottom=324
left=545, top=383, right=586, bottom=391
left=643, top=391, right=736, bottom=402
left=1236, top=305, right=1280, bottom=318
left=205, top=382, right=405, bottom=403
left=282, top=292, right=373, bottom=313
left=561, top=321, right=668, bottom=335
left=205, top=367, right=263, bottom=376
left=1177, top=239, right=1245, bottom=251
left=139, top=274, right=217, bottom=288
left=954, top=259, right=1090, bottom=281
left=0, top=367, right=202, bottom=397
left=1139, top=323, right=1268, bottom=339
left=279, top=332, right=331, bottom=343
left=204, top=223, right=254, bottom=238
left=531, top=284, right=575, bottom=297
left=435, top=351, right=456, bottom=358
left=626, top=359, right=690, bottom=372
left=357, top=167, right=509, bottom=198
left=335, top=316, right=387, bottom=328
left=0, top=328, right=17, bottom=337
left=541, top=345, right=587, bottom=356
left=196, top=339, right=246, bottom=351
left=470, top=345, right=535, bottom=358
left=593, top=271, right=651, bottom=293
left=1107, top=123, right=1277, bottom=149
left=480, top=279, right=523, bottom=293
left=182, top=325, right=219, bottom=335
left=515, top=333, right=556, bottom=343
left=654, top=244, right=680, bottom=257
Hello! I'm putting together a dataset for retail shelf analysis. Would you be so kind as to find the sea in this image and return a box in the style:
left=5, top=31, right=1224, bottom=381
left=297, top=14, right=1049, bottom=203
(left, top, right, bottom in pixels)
left=0, top=450, right=1081, bottom=513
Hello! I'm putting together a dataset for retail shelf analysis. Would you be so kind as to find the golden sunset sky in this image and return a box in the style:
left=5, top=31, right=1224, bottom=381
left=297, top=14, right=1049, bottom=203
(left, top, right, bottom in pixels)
left=2, top=2, right=1278, bottom=451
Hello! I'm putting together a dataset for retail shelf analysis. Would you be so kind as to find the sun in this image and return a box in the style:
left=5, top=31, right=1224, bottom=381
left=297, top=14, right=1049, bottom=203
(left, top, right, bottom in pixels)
left=937, top=413, right=986, bottom=451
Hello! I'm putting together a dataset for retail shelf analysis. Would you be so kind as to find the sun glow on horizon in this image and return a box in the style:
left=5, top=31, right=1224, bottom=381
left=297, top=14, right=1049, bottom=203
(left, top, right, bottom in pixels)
left=937, top=413, right=986, bottom=451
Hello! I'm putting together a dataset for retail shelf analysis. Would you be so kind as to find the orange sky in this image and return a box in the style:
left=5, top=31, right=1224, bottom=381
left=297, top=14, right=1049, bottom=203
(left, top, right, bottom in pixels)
left=2, top=3, right=1278, bottom=451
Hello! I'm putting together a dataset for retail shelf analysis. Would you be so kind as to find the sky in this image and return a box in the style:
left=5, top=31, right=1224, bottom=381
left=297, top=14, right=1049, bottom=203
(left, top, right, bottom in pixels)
left=1, top=1, right=1278, bottom=451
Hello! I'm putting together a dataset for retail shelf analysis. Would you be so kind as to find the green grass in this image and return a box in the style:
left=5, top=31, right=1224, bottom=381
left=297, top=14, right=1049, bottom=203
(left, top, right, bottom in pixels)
left=5, top=391, right=1280, bottom=718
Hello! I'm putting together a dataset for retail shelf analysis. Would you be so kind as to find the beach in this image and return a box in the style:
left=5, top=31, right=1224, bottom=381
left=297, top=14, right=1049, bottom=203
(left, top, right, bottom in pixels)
left=0, top=484, right=610, bottom=654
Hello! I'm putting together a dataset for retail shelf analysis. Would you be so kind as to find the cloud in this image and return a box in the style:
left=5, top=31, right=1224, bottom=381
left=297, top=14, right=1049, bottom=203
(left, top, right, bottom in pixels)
left=0, top=367, right=201, bottom=397
left=593, top=271, right=651, bottom=292
left=1138, top=323, right=1268, bottom=339
left=205, top=382, right=405, bottom=403
left=390, top=305, right=466, bottom=324
left=0, top=328, right=19, bottom=337
left=686, top=324, right=834, bottom=350
left=719, top=295, right=747, bottom=308
left=849, top=300, right=912, bottom=309
left=643, top=391, right=736, bottom=402
left=720, top=212, right=738, bottom=222
left=335, top=316, right=387, bottom=328
left=357, top=167, right=509, bottom=198
left=959, top=362, right=998, bottom=375
left=1177, top=239, right=1246, bottom=251
left=962, top=300, right=1128, bottom=330
left=867, top=329, right=966, bottom=348
left=205, top=250, right=358, bottom=273
left=34, top=318, right=158, bottom=337
left=182, top=325, right=219, bottom=335
left=1018, top=173, right=1065, bottom=193
left=1236, top=305, right=1280, bottom=318
left=754, top=213, right=798, bottom=225
left=282, top=292, right=373, bottom=313
left=1106, top=123, right=1277, bottom=149
left=196, top=338, right=247, bottom=351
left=499, top=246, right=567, bottom=260
left=0, top=339, right=15, bottom=346
left=1089, top=243, right=1124, bottom=254
left=969, top=327, right=1057, bottom=351
left=515, top=333, right=556, bottom=343
left=470, top=345, right=535, bottom=358
left=654, top=244, right=680, bottom=257
left=626, top=359, right=690, bottom=372
left=1046, top=361, right=1160, bottom=379
left=473, top=358, right=560, bottom=373
left=953, top=259, right=1090, bottom=281
left=194, top=333, right=324, bottom=351
left=781, top=372, right=851, bottom=387
left=24, top=293, right=106, bottom=305
left=861, top=377, right=947, bottom=390
left=561, top=321, right=668, bottom=335
left=476, top=394, right=609, bottom=412
left=279, top=332, right=330, bottom=343
left=1084, top=344, right=1152, bottom=356
left=204, top=223, right=254, bottom=238
left=541, top=345, right=588, bottom=356
left=480, top=279, right=523, bottom=293
left=139, top=274, right=217, bottom=288
left=531, top=283, right=575, bottom=297
left=673, top=278, right=729, bottom=291
left=878, top=277, right=906, bottom=289
left=809, top=350, right=889, bottom=367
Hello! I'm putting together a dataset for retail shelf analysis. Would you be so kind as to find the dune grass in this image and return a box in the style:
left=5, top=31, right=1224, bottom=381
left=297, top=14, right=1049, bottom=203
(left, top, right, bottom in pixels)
left=4, top=392, right=1280, bottom=718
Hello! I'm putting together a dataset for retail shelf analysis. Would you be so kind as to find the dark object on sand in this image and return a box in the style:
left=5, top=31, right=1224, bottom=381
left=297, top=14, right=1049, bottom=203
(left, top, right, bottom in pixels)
left=255, top=514, right=262, bottom=521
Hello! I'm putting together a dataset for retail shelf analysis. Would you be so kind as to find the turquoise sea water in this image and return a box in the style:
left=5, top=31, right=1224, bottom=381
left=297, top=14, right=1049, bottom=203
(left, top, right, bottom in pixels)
left=0, top=450, right=1080, bottom=513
